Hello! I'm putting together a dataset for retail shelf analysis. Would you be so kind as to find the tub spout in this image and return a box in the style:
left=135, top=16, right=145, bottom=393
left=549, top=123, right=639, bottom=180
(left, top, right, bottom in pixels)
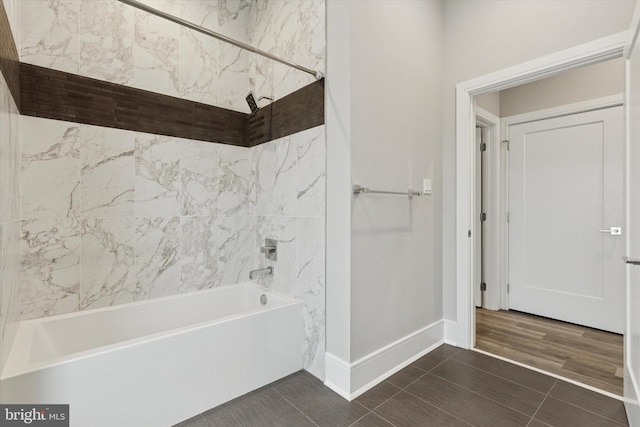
left=249, top=266, right=273, bottom=280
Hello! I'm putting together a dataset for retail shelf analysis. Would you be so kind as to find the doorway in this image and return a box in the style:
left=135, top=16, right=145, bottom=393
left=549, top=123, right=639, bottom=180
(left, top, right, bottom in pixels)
left=453, top=33, right=629, bottom=351
left=468, top=57, right=626, bottom=396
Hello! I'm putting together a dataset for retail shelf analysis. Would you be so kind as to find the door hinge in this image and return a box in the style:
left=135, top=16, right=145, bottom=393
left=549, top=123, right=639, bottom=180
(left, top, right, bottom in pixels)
left=480, top=282, right=487, bottom=291
left=480, top=142, right=487, bottom=152
left=507, top=283, right=510, bottom=293
left=480, top=212, right=487, bottom=222
left=502, top=139, right=510, bottom=151
left=468, top=230, right=472, bottom=238
left=506, top=212, right=510, bottom=223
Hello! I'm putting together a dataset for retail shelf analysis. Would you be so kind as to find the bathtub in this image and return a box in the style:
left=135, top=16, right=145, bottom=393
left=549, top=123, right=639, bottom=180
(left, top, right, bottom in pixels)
left=0, top=283, right=303, bottom=427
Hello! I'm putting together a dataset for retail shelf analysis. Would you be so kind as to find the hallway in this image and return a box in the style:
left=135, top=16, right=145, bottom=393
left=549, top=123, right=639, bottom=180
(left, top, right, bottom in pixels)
left=476, top=308, right=624, bottom=396
left=176, top=345, right=627, bottom=427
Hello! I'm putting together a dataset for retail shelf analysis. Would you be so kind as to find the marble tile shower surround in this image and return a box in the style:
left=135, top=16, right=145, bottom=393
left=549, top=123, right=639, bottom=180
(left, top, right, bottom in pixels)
left=17, top=115, right=326, bottom=378
left=18, top=0, right=326, bottom=114
left=8, top=0, right=326, bottom=379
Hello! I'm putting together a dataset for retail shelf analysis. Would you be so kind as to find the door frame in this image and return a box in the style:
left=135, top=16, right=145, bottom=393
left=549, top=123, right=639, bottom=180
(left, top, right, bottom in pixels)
left=474, top=107, right=503, bottom=313
left=451, top=31, right=630, bottom=349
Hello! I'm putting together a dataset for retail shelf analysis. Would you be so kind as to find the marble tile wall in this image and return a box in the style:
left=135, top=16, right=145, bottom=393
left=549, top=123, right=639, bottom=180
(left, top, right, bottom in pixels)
left=0, top=0, right=21, bottom=372
left=18, top=116, right=251, bottom=317
left=250, top=125, right=326, bottom=379
left=17, top=115, right=326, bottom=378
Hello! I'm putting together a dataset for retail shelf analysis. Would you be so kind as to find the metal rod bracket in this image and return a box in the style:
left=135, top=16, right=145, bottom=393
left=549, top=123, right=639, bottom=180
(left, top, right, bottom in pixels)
left=624, top=256, right=640, bottom=266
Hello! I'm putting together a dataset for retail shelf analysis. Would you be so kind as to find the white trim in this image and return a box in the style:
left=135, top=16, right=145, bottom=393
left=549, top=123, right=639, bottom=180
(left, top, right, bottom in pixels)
left=350, top=320, right=443, bottom=399
left=455, top=31, right=630, bottom=349
left=475, top=106, right=500, bottom=126
left=628, top=0, right=640, bottom=58
left=501, top=94, right=624, bottom=129
left=324, top=352, right=351, bottom=400
left=625, top=364, right=640, bottom=425
left=443, top=319, right=461, bottom=347
left=325, top=321, right=444, bottom=401
left=459, top=32, right=630, bottom=96
left=472, top=348, right=624, bottom=401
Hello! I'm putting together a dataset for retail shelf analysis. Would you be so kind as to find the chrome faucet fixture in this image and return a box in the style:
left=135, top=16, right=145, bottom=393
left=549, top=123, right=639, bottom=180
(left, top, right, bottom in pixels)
left=260, top=238, right=277, bottom=261
left=249, top=266, right=273, bottom=280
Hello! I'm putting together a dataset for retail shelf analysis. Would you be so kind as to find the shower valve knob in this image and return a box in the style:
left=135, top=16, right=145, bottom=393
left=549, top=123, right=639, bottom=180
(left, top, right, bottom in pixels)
left=260, top=238, right=278, bottom=261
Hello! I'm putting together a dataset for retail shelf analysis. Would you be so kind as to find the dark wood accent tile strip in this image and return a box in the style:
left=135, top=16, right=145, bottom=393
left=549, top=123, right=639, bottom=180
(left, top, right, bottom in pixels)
left=0, top=0, right=20, bottom=108
left=20, top=63, right=248, bottom=146
left=247, top=79, right=324, bottom=146
left=19, top=63, right=324, bottom=147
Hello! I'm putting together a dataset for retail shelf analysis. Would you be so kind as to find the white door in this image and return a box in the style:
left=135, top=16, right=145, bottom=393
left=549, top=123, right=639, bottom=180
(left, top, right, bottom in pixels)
left=508, top=106, right=625, bottom=333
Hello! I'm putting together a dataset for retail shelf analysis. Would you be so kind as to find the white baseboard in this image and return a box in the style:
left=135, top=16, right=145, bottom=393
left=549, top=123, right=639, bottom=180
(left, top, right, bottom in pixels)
left=625, top=364, right=640, bottom=426
left=324, top=320, right=444, bottom=401
left=324, top=352, right=351, bottom=400
left=444, top=319, right=460, bottom=346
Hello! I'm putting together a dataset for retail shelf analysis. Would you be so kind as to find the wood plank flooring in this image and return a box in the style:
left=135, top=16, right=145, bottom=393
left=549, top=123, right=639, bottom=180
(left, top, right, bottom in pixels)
left=475, top=308, right=624, bottom=396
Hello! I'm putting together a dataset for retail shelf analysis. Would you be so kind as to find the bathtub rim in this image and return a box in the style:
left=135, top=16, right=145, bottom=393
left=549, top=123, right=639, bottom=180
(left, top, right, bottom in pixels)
left=2, top=282, right=300, bottom=380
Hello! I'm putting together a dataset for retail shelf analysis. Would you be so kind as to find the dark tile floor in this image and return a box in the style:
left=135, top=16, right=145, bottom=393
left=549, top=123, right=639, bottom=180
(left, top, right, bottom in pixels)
left=175, top=345, right=628, bottom=427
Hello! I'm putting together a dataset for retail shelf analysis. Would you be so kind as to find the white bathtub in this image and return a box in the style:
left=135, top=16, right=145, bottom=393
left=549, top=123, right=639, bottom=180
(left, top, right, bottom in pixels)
left=0, top=283, right=303, bottom=427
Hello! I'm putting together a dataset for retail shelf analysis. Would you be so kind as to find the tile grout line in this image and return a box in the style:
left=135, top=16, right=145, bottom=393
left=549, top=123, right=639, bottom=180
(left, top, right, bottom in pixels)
left=390, top=348, right=464, bottom=391
left=531, top=379, right=628, bottom=426
left=451, top=353, right=556, bottom=396
left=369, top=411, right=401, bottom=427
left=353, top=348, right=466, bottom=425
left=526, top=379, right=556, bottom=427
left=347, top=410, right=403, bottom=427
left=361, top=385, right=404, bottom=413
left=270, top=385, right=321, bottom=427
left=347, top=410, right=373, bottom=427
left=426, top=371, right=544, bottom=421
left=542, top=392, right=630, bottom=426
left=399, top=388, right=474, bottom=427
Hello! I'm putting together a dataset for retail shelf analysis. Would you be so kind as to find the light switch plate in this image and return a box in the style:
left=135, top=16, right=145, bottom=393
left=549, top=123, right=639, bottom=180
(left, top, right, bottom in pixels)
left=423, top=178, right=432, bottom=195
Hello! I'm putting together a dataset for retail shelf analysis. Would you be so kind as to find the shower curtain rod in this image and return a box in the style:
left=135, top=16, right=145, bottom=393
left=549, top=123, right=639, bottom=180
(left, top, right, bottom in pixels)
left=118, top=0, right=324, bottom=80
